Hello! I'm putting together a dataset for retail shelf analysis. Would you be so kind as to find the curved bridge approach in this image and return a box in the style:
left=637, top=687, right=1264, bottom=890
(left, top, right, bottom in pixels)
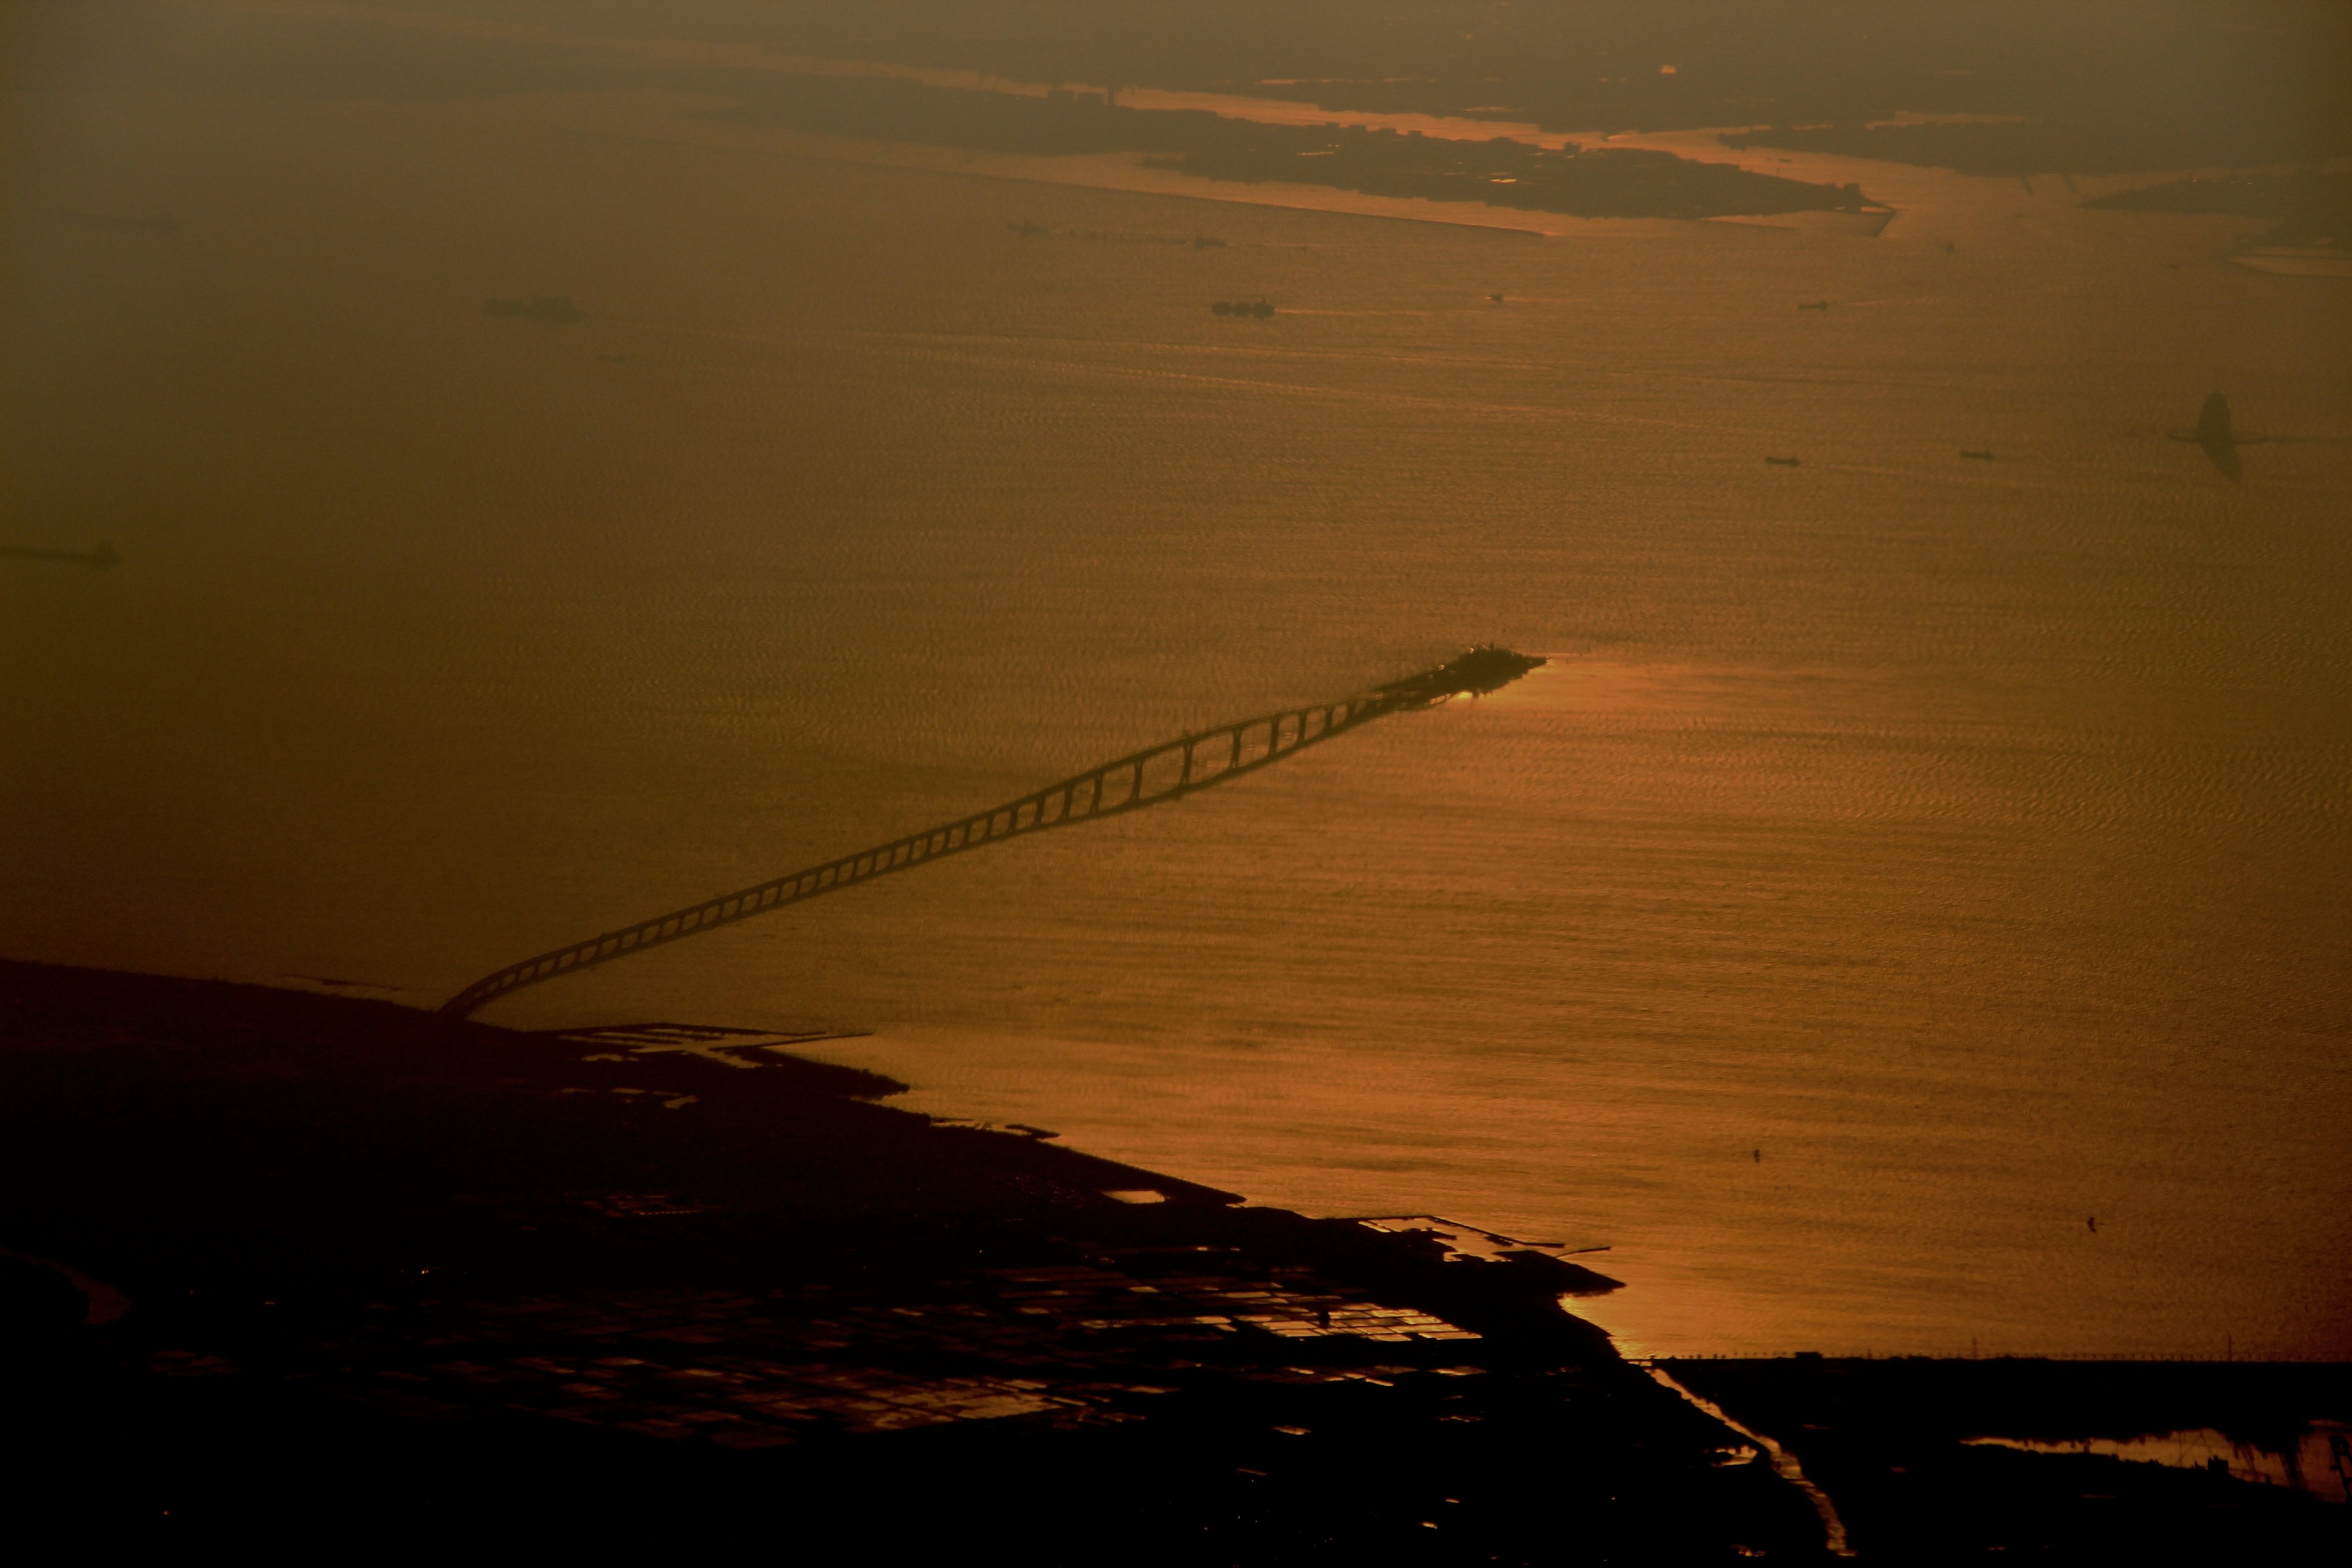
left=440, top=649, right=1541, bottom=1017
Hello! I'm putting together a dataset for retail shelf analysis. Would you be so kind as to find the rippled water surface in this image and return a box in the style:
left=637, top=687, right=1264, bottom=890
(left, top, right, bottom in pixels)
left=4, top=82, right=2347, bottom=1358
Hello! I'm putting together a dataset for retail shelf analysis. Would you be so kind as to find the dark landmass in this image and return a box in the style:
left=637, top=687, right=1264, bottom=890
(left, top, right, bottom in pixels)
left=1, top=960, right=1825, bottom=1561
left=20, top=3, right=1871, bottom=219
left=2083, top=169, right=2350, bottom=220
left=518, top=2, right=2344, bottom=159
left=7, top=963, right=2342, bottom=1556
left=1719, top=122, right=2352, bottom=181
left=2084, top=170, right=2352, bottom=251
left=598, top=2, right=2347, bottom=164
left=1147, top=123, right=1875, bottom=222
left=24, top=3, right=2346, bottom=181
left=1667, top=1357, right=2350, bottom=1561
left=70, top=2, right=2340, bottom=211
left=707, top=73, right=1872, bottom=221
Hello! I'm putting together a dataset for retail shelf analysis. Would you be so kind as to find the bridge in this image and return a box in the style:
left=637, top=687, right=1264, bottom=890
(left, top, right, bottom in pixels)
left=439, top=648, right=1542, bottom=1017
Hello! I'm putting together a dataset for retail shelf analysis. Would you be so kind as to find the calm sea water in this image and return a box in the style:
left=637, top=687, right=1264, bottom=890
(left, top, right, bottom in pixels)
left=5, top=80, right=2347, bottom=1359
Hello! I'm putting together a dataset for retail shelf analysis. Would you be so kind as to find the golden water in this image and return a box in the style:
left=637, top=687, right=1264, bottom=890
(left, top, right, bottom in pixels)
left=4, top=67, right=2346, bottom=1359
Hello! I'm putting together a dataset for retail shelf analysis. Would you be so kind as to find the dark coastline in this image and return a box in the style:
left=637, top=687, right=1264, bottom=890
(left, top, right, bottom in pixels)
left=1667, top=1357, right=2350, bottom=1560
left=705, top=73, right=1871, bottom=221
left=0, top=960, right=1817, bottom=1560
left=4, top=961, right=2343, bottom=1559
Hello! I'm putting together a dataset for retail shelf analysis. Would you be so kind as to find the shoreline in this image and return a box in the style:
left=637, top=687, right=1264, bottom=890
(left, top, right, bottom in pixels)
left=0, top=958, right=1822, bottom=1557
left=4, top=959, right=2340, bottom=1556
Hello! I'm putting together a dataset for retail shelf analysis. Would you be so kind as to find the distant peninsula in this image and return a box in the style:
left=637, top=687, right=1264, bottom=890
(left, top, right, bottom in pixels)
left=2081, top=168, right=2351, bottom=278
left=1146, top=121, right=1877, bottom=222
left=709, top=73, right=1875, bottom=222
left=2082, top=169, right=2350, bottom=249
left=1716, top=122, right=2348, bottom=181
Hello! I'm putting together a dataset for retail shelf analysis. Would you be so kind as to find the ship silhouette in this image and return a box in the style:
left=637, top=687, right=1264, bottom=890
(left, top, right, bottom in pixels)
left=484, top=295, right=586, bottom=326
left=1, top=542, right=118, bottom=569
left=59, top=208, right=179, bottom=234
left=2170, top=391, right=2266, bottom=482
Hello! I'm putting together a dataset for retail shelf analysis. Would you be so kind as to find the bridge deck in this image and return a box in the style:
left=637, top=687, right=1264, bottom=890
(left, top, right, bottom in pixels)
left=440, top=651, right=1538, bottom=1017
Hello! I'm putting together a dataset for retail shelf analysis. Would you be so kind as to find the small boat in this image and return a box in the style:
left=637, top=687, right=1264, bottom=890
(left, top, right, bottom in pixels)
left=1008, top=218, right=1047, bottom=237
left=484, top=295, right=586, bottom=326
left=1, top=542, right=118, bottom=568
left=1798, top=299, right=1831, bottom=311
left=59, top=208, right=179, bottom=234
left=1765, top=456, right=1803, bottom=467
left=1960, top=448, right=1994, bottom=461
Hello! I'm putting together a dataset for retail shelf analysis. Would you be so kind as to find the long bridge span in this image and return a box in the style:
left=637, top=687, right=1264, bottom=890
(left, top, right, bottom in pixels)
left=439, top=648, right=1541, bottom=1017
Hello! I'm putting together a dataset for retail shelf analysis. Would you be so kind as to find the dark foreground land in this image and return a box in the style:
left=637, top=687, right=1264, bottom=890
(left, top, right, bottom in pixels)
left=6, top=963, right=2342, bottom=1561
left=0, top=961, right=1818, bottom=1562
left=1666, top=1357, right=2350, bottom=1562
